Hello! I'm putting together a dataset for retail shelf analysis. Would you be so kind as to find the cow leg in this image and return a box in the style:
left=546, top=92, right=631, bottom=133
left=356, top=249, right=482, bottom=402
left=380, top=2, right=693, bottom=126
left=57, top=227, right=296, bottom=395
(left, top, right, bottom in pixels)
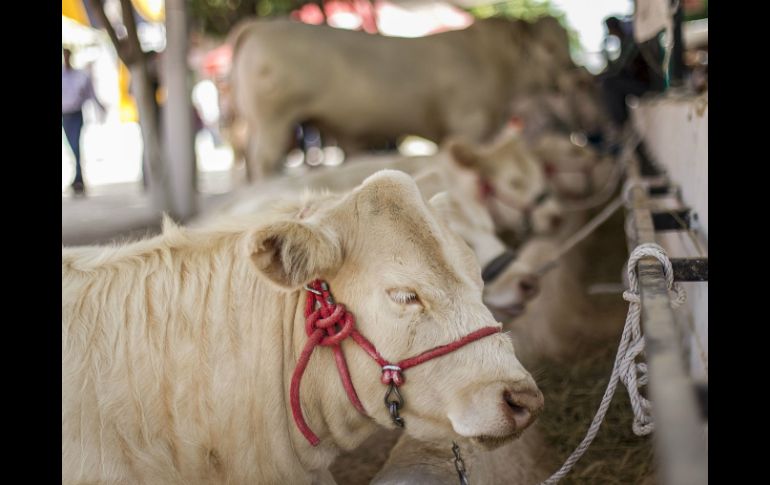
left=244, top=136, right=262, bottom=182
left=247, top=117, right=295, bottom=180
left=227, top=137, right=250, bottom=186
left=334, top=134, right=368, bottom=158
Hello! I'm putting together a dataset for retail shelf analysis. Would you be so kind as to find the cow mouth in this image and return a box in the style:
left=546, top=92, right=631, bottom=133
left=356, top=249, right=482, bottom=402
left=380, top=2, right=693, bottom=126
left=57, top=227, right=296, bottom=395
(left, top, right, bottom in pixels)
left=490, top=303, right=526, bottom=321
left=471, top=430, right=522, bottom=450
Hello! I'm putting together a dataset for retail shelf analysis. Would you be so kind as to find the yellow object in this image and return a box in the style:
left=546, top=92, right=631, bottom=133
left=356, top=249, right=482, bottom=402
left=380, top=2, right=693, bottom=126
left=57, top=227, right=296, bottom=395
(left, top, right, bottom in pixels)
left=62, top=0, right=89, bottom=27
left=157, top=86, right=167, bottom=105
left=62, top=0, right=162, bottom=124
left=132, top=0, right=165, bottom=23
left=118, top=62, right=139, bottom=123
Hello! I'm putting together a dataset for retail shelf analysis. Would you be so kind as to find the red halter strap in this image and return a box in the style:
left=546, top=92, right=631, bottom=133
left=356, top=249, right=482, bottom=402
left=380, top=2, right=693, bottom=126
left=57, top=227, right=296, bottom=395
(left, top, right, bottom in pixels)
left=289, top=279, right=501, bottom=446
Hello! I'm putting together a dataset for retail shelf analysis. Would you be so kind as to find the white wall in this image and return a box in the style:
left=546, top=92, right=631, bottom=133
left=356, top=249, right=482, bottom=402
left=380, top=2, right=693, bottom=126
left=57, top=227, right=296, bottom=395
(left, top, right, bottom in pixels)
left=631, top=94, right=708, bottom=382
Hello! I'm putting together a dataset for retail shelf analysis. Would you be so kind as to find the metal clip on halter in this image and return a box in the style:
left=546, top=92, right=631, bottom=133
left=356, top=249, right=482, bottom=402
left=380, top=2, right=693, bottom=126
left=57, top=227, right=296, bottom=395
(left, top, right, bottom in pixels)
left=384, top=384, right=405, bottom=427
left=320, top=281, right=335, bottom=305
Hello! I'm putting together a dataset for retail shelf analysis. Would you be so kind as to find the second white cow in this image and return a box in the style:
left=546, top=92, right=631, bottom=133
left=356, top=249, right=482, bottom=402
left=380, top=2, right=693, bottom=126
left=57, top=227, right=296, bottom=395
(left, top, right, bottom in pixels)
left=230, top=16, right=576, bottom=179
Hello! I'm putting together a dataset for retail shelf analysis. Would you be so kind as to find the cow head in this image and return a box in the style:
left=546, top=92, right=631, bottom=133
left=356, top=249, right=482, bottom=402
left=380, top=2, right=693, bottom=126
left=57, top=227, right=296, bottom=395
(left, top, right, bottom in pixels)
left=508, top=69, right=609, bottom=147
left=248, top=171, right=543, bottom=448
left=447, top=132, right=564, bottom=237
left=415, top=173, right=540, bottom=320
left=553, top=67, right=610, bottom=137
left=531, top=132, right=614, bottom=199
left=526, top=15, right=574, bottom=71
left=474, top=16, right=575, bottom=94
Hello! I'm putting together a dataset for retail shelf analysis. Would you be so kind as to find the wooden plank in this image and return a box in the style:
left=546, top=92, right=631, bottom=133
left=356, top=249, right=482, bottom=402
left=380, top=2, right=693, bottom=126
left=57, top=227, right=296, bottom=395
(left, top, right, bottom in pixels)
left=625, top=159, right=708, bottom=485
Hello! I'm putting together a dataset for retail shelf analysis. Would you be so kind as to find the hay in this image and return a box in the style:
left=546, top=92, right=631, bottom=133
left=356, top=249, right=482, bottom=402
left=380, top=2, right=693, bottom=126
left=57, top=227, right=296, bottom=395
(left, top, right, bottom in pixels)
left=527, top=206, right=657, bottom=484
left=533, top=344, right=657, bottom=485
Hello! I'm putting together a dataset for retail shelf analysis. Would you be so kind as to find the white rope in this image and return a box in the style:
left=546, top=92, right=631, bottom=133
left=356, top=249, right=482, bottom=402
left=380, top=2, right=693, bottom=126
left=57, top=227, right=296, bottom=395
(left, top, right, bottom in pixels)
left=623, top=180, right=708, bottom=373
left=539, top=243, right=686, bottom=485
left=662, top=0, right=680, bottom=84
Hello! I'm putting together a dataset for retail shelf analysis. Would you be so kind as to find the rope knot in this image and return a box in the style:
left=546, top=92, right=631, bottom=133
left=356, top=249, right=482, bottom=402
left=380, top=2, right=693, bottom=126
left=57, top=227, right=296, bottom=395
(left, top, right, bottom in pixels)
left=626, top=243, right=686, bottom=309
left=622, top=290, right=640, bottom=304
left=305, top=303, right=355, bottom=346
left=381, top=365, right=405, bottom=386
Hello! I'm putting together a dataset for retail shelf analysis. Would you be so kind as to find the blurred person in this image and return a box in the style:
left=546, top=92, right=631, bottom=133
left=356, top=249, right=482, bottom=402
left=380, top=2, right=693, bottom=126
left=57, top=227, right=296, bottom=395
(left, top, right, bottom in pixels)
left=192, top=79, right=223, bottom=145
left=62, top=47, right=105, bottom=196
left=597, top=17, right=663, bottom=131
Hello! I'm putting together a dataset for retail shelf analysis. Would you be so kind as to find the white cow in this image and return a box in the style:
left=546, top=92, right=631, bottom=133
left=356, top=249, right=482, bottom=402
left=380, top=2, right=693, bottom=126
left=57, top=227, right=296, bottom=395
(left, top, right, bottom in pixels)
left=230, top=15, right=576, bottom=179
left=509, top=66, right=610, bottom=144
left=63, top=171, right=544, bottom=484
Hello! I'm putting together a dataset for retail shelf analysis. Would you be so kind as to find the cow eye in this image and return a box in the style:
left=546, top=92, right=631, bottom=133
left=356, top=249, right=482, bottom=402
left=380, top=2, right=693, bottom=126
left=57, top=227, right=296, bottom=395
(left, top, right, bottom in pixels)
left=388, top=289, right=421, bottom=306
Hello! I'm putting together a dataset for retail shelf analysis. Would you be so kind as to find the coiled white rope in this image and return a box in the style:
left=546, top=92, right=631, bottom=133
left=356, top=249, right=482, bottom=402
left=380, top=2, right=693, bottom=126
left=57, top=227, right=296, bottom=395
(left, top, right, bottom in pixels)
left=539, top=243, right=686, bottom=485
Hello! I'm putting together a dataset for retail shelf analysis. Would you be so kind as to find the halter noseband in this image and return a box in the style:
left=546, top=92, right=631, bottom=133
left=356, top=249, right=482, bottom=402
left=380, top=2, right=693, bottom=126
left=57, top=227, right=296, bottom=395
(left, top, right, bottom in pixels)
left=481, top=249, right=519, bottom=283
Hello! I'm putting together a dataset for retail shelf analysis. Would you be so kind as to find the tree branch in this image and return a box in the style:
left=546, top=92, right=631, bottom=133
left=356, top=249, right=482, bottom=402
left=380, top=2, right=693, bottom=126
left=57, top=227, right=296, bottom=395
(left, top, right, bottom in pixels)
left=120, top=0, right=142, bottom=57
left=87, top=0, right=122, bottom=57
left=87, top=0, right=142, bottom=64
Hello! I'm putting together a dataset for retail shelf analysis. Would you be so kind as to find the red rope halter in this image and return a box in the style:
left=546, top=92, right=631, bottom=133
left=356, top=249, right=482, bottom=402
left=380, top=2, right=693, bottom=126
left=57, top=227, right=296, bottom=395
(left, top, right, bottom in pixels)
left=290, top=279, right=501, bottom=446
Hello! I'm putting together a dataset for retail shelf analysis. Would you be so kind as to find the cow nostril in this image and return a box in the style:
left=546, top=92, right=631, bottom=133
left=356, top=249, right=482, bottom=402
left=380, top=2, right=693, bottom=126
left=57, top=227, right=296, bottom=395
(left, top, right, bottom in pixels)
left=502, top=389, right=542, bottom=431
left=519, top=275, right=539, bottom=299
left=504, top=392, right=529, bottom=416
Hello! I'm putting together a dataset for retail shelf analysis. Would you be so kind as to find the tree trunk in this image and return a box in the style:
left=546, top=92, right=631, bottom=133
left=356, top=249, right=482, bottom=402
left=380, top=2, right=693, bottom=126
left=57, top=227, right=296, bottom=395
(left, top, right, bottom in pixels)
left=163, top=0, right=197, bottom=220
left=88, top=0, right=172, bottom=214
left=130, top=61, right=172, bottom=213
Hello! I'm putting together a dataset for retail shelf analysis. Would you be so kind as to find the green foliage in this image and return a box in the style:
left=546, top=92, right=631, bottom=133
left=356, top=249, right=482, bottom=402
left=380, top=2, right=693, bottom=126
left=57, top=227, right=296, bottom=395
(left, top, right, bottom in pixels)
left=256, top=0, right=302, bottom=17
left=467, top=0, right=582, bottom=56
left=188, top=0, right=301, bottom=38
left=469, top=0, right=557, bottom=22
left=683, top=0, right=708, bottom=21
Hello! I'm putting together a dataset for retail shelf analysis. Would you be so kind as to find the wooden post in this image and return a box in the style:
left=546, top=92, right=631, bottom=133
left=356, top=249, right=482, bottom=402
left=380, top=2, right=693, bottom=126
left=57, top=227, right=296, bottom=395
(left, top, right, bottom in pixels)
left=163, top=0, right=197, bottom=220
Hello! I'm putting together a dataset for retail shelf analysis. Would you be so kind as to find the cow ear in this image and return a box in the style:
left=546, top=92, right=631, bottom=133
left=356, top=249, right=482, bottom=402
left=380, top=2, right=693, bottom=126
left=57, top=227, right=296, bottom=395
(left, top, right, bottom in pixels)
left=447, top=139, right=487, bottom=172
left=428, top=191, right=454, bottom=217
left=428, top=191, right=466, bottom=231
left=413, top=170, right=444, bottom=201
left=247, top=220, right=342, bottom=290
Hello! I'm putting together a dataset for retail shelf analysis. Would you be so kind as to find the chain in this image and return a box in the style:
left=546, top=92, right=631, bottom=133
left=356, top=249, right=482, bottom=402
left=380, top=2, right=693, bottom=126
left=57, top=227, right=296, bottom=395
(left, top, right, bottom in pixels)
left=452, top=441, right=470, bottom=485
